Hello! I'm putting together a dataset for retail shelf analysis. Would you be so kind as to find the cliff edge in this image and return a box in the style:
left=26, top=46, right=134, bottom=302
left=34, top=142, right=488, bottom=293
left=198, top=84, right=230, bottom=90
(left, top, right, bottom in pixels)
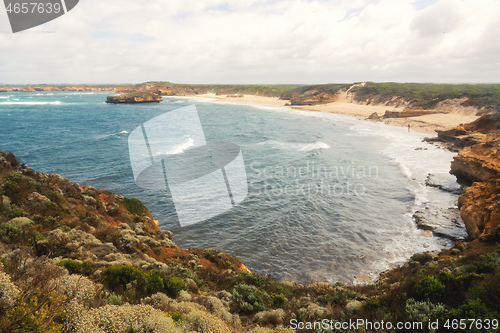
left=438, top=113, right=500, bottom=240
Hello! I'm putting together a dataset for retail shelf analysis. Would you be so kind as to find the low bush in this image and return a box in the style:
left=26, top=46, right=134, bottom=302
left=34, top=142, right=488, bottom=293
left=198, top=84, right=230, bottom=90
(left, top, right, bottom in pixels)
left=415, top=276, right=446, bottom=301
left=0, top=203, right=27, bottom=219
left=405, top=298, right=446, bottom=323
left=4, top=152, right=20, bottom=167
left=57, top=259, right=95, bottom=276
left=123, top=197, right=146, bottom=216
left=231, top=283, right=271, bottom=314
left=0, top=222, right=44, bottom=246
left=1, top=172, right=35, bottom=204
left=180, top=310, right=230, bottom=333
left=445, top=299, right=500, bottom=333
left=100, top=265, right=186, bottom=299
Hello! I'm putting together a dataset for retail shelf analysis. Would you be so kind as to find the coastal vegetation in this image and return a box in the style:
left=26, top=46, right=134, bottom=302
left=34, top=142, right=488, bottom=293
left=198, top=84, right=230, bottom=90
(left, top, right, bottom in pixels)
left=3, top=81, right=500, bottom=112
left=349, top=82, right=500, bottom=112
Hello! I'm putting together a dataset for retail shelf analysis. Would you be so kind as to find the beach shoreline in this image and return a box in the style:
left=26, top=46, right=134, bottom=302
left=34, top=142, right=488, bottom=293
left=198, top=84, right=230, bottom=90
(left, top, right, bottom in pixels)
left=195, top=93, right=479, bottom=135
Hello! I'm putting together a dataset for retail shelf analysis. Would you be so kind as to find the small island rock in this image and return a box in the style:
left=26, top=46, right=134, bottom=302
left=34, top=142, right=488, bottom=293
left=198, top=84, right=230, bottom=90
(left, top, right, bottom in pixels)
left=106, top=91, right=162, bottom=104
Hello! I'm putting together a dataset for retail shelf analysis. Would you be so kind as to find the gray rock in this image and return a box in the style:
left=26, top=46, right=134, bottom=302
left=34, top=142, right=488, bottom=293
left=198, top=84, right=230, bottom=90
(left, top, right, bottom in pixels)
left=413, top=208, right=468, bottom=241
left=425, top=173, right=462, bottom=194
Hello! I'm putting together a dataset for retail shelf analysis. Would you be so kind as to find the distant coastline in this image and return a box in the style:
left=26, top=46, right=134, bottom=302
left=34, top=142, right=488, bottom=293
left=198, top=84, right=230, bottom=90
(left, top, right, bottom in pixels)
left=3, top=81, right=494, bottom=134
left=189, top=93, right=479, bottom=135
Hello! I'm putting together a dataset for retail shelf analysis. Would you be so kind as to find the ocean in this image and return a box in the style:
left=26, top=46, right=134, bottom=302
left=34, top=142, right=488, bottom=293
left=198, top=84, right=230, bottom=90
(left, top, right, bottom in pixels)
left=0, top=91, right=465, bottom=283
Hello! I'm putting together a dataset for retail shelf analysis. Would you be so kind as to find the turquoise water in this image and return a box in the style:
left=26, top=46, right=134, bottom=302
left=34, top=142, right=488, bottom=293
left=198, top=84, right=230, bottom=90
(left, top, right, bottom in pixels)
left=0, top=91, right=460, bottom=283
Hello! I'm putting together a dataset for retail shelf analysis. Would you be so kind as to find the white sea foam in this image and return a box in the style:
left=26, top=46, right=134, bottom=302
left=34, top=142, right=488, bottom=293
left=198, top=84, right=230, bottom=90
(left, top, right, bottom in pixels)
left=246, top=105, right=461, bottom=282
left=345, top=120, right=461, bottom=280
left=0, top=101, right=62, bottom=105
left=154, top=137, right=195, bottom=156
left=103, top=130, right=130, bottom=139
left=259, top=140, right=331, bottom=152
left=165, top=96, right=217, bottom=103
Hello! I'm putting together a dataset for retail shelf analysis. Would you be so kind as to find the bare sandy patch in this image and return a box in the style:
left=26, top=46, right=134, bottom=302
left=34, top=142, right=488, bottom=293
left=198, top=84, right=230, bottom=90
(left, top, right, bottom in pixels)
left=197, top=93, right=288, bottom=106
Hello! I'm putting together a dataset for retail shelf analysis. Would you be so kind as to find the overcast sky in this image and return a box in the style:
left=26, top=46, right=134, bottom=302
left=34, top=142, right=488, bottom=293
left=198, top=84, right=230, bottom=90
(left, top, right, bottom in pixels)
left=0, top=0, right=499, bottom=85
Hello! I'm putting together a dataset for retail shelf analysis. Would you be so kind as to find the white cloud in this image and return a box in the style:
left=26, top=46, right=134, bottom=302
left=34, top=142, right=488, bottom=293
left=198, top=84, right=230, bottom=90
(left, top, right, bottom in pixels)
left=0, top=0, right=498, bottom=84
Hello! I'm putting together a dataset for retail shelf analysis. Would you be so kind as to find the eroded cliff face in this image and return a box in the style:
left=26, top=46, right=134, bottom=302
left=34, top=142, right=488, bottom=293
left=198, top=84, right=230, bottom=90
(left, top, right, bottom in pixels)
left=289, top=90, right=339, bottom=105
left=451, top=143, right=500, bottom=186
left=458, top=175, right=500, bottom=239
left=432, top=113, right=500, bottom=151
left=446, top=113, right=500, bottom=240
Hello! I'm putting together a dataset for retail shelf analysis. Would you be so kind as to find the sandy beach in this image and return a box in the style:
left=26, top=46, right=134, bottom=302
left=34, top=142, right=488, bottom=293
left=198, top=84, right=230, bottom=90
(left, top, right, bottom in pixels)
left=197, top=93, right=480, bottom=135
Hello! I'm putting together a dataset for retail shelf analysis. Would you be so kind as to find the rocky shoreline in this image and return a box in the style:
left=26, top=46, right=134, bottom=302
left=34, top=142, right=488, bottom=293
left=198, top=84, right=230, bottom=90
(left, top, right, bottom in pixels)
left=426, top=113, right=500, bottom=242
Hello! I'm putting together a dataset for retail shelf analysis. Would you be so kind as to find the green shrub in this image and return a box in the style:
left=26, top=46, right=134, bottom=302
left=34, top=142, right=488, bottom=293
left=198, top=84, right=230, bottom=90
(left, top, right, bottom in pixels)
left=1, top=173, right=35, bottom=204
left=0, top=203, right=27, bottom=219
left=4, top=152, right=20, bottom=167
left=415, top=276, right=446, bottom=301
left=231, top=283, right=271, bottom=314
left=166, top=311, right=183, bottom=324
left=79, top=212, right=101, bottom=228
left=100, top=265, right=186, bottom=299
left=36, top=216, right=60, bottom=229
left=164, top=277, right=186, bottom=298
left=0, top=222, right=44, bottom=246
left=364, top=299, right=384, bottom=311
left=123, top=197, right=147, bottom=216
left=271, top=293, right=287, bottom=307
left=233, top=272, right=266, bottom=287
left=445, top=299, right=500, bottom=333
left=405, top=298, right=446, bottom=323
left=57, top=259, right=95, bottom=276
left=101, top=265, right=144, bottom=291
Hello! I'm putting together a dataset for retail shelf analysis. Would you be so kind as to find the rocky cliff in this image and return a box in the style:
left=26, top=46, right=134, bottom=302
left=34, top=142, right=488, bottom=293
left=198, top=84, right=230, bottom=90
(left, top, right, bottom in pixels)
left=451, top=142, right=500, bottom=186
left=106, top=92, right=162, bottom=104
left=458, top=175, right=500, bottom=239
left=436, top=113, right=500, bottom=240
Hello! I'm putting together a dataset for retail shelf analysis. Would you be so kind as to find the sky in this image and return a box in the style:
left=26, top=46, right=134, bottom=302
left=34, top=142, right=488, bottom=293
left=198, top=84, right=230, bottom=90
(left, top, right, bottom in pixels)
left=0, top=0, right=499, bottom=85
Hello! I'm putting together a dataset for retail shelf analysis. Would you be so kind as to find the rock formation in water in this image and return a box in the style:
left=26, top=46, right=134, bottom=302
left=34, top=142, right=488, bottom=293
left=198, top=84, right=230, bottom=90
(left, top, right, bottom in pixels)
left=106, top=92, right=162, bottom=104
